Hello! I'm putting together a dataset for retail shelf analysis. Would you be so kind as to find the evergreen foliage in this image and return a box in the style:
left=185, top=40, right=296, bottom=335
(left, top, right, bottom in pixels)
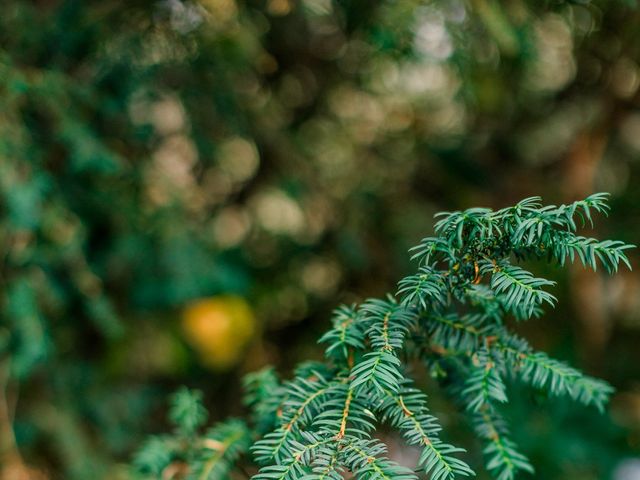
left=134, top=194, right=633, bottom=480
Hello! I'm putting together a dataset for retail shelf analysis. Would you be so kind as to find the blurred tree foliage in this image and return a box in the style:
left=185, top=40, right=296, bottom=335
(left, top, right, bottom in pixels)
left=0, top=0, right=639, bottom=479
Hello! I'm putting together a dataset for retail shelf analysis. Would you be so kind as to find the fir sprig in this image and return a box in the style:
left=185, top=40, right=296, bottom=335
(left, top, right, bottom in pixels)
left=134, top=193, right=633, bottom=480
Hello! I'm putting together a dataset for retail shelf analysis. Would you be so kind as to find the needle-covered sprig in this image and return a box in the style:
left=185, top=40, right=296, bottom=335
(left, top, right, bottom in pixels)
left=134, top=193, right=632, bottom=480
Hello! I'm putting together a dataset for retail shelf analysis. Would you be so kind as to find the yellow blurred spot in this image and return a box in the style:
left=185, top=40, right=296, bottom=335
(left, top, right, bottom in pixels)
left=268, top=0, right=292, bottom=16
left=182, top=296, right=256, bottom=370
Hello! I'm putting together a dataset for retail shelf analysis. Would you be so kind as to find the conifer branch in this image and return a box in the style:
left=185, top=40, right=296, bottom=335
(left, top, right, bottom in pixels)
left=135, top=193, right=631, bottom=480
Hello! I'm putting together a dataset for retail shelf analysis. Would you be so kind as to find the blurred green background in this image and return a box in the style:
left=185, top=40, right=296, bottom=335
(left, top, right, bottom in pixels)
left=1, top=0, right=639, bottom=479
